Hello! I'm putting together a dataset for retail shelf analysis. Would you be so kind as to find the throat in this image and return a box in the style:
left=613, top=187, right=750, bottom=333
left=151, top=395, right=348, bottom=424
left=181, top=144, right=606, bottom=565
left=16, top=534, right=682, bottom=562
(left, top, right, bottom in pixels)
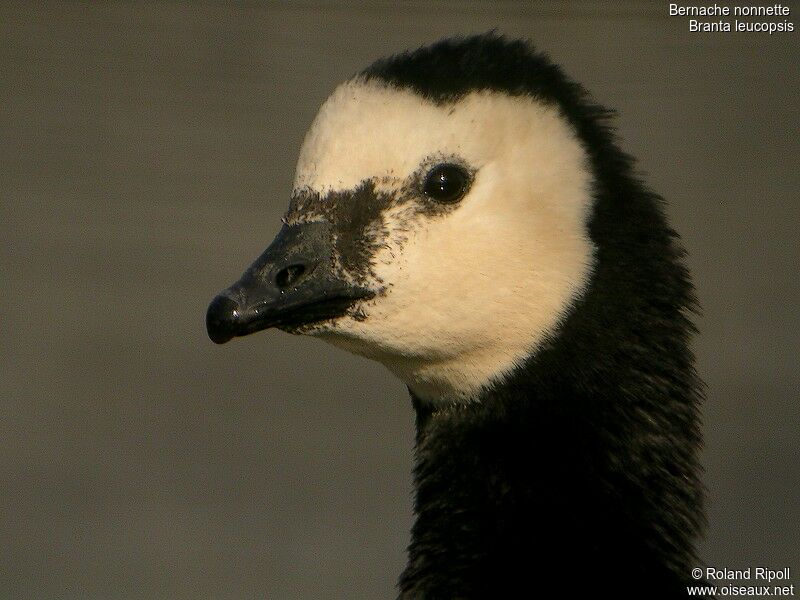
left=382, top=344, right=531, bottom=404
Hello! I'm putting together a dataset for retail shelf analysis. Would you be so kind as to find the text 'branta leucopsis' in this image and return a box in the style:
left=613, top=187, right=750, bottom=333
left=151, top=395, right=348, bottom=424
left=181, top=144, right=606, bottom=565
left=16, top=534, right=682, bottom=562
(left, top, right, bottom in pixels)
left=207, top=33, right=706, bottom=599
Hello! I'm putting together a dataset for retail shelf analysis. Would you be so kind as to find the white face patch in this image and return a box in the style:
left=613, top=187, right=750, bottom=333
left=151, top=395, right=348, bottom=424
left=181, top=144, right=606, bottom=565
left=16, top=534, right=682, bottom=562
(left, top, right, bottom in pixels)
left=290, top=79, right=596, bottom=403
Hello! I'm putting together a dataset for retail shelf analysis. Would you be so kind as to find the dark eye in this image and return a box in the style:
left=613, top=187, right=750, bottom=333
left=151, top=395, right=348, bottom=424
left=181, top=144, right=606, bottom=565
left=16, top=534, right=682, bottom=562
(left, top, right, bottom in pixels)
left=422, top=164, right=470, bottom=203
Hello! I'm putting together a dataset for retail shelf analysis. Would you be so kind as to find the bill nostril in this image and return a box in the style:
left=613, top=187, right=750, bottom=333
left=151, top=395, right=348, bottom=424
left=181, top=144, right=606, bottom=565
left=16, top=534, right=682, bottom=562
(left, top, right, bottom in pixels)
left=275, top=264, right=307, bottom=290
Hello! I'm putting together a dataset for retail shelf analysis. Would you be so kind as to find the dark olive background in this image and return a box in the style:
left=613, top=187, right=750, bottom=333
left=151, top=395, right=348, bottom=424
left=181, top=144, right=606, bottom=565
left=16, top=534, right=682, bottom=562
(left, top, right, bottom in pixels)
left=2, top=2, right=798, bottom=599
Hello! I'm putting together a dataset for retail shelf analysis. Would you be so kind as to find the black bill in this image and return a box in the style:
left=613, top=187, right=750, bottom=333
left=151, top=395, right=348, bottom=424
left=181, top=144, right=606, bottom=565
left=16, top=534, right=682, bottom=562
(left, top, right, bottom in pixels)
left=206, top=221, right=372, bottom=344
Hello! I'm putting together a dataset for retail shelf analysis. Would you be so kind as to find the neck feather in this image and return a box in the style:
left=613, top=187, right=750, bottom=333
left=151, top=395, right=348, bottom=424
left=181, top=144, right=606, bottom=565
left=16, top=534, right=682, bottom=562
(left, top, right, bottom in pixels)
left=401, top=353, right=703, bottom=597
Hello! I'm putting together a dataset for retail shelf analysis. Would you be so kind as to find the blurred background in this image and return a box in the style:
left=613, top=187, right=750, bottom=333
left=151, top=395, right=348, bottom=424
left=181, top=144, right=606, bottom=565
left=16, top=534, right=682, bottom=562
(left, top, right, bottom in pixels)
left=2, top=2, right=798, bottom=599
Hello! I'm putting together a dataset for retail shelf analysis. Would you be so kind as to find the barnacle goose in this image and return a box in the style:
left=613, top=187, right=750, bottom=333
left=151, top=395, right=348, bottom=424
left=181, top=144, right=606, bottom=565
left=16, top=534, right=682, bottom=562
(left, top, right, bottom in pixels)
left=207, top=34, right=706, bottom=599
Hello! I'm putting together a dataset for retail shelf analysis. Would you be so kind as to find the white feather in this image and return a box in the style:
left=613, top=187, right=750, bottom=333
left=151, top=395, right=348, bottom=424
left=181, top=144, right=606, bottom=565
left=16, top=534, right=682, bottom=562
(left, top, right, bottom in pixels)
left=294, top=79, right=596, bottom=403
